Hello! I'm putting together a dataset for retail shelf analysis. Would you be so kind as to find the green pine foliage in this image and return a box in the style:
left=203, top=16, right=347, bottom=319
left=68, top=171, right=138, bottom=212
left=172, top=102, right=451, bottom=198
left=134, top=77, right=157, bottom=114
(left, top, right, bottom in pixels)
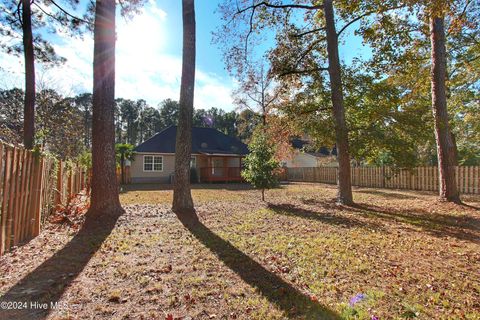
left=241, top=129, right=280, bottom=201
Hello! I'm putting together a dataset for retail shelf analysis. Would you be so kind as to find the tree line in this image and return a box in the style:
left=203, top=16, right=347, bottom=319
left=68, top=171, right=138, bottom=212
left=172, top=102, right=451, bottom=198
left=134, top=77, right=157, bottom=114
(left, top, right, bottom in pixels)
left=0, top=87, right=260, bottom=159
left=3, top=82, right=476, bottom=172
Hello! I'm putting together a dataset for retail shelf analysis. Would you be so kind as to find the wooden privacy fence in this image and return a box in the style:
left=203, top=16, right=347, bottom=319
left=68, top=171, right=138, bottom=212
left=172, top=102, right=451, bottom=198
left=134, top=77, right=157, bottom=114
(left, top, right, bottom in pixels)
left=116, top=166, right=131, bottom=184
left=285, top=166, right=480, bottom=195
left=0, top=142, right=87, bottom=256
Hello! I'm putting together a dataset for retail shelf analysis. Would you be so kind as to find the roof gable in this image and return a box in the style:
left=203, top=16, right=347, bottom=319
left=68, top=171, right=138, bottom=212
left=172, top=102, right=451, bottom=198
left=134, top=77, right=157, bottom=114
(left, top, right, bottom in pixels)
left=134, top=126, right=249, bottom=155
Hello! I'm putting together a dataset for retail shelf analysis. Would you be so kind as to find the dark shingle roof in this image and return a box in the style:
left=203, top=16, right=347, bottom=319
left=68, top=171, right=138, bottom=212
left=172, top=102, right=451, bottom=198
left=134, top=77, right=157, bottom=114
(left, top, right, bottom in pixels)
left=134, top=126, right=249, bottom=155
left=291, top=138, right=336, bottom=156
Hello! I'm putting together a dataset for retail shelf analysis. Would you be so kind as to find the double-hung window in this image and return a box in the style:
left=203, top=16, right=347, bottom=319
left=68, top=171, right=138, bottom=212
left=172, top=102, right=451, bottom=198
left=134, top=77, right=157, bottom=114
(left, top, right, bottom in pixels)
left=144, top=155, right=163, bottom=171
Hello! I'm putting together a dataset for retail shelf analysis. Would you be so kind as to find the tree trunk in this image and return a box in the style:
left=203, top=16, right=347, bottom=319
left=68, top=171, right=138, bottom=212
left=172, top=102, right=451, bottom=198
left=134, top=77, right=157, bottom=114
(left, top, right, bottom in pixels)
left=22, top=0, right=35, bottom=150
left=172, top=0, right=197, bottom=223
left=87, top=0, right=122, bottom=219
left=261, top=189, right=265, bottom=202
left=323, top=0, right=353, bottom=205
left=429, top=16, right=460, bottom=203
left=449, top=132, right=458, bottom=166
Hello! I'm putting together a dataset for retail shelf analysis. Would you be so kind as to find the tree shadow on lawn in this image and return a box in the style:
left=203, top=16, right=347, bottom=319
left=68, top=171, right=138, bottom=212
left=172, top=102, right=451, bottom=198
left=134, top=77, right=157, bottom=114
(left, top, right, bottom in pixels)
left=267, top=202, right=386, bottom=232
left=120, top=183, right=253, bottom=192
left=351, top=203, right=480, bottom=244
left=0, top=213, right=121, bottom=320
left=355, top=189, right=419, bottom=200
left=268, top=199, right=479, bottom=244
left=180, top=218, right=340, bottom=320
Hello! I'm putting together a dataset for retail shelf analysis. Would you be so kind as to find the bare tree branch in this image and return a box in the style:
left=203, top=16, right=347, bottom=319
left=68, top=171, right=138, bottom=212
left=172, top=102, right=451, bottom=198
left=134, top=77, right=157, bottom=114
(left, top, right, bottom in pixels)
left=291, top=27, right=325, bottom=38
left=293, top=37, right=326, bottom=66
left=244, top=4, right=256, bottom=56
left=449, top=54, right=480, bottom=77
left=235, top=1, right=324, bottom=17
left=278, top=67, right=329, bottom=77
left=16, top=0, right=23, bottom=28
left=33, top=3, right=65, bottom=25
left=246, top=92, right=263, bottom=105
left=48, top=0, right=91, bottom=25
left=337, top=4, right=406, bottom=37
left=297, top=105, right=332, bottom=115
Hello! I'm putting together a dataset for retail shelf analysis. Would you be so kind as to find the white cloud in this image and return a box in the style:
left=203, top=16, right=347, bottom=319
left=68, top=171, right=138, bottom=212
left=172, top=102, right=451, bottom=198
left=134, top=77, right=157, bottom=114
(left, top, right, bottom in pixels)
left=0, top=2, right=236, bottom=110
left=195, top=71, right=236, bottom=109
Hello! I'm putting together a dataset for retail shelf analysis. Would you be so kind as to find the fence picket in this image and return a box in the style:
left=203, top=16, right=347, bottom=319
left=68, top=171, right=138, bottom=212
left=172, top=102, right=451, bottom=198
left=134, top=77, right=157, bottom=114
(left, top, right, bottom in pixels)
left=12, top=149, right=22, bottom=246
left=13, top=150, right=26, bottom=246
left=0, top=142, right=87, bottom=256
left=5, top=148, right=19, bottom=250
left=0, top=147, right=11, bottom=255
left=460, top=166, right=464, bottom=193
left=20, top=152, right=32, bottom=241
left=474, top=166, right=479, bottom=194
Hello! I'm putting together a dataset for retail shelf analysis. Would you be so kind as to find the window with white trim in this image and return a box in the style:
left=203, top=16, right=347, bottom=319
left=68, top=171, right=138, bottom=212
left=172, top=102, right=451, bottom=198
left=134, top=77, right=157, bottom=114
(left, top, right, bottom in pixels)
left=144, top=155, right=163, bottom=171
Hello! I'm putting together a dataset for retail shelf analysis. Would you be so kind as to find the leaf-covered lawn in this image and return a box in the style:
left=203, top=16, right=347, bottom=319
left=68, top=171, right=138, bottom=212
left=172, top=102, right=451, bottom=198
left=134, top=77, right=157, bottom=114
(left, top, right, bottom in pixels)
left=1, top=183, right=479, bottom=319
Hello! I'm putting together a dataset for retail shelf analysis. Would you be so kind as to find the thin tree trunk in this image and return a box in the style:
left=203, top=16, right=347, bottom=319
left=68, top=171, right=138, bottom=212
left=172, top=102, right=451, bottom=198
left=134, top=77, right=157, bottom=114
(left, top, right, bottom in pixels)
left=22, top=0, right=35, bottom=149
left=323, top=0, right=353, bottom=205
left=429, top=16, right=460, bottom=203
left=262, top=189, right=265, bottom=202
left=87, top=0, right=122, bottom=219
left=172, top=0, right=197, bottom=223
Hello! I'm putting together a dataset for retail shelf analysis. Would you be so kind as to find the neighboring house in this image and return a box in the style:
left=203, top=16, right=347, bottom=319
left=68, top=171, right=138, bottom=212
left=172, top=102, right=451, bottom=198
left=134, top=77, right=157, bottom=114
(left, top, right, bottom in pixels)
left=130, top=126, right=249, bottom=183
left=282, top=138, right=338, bottom=167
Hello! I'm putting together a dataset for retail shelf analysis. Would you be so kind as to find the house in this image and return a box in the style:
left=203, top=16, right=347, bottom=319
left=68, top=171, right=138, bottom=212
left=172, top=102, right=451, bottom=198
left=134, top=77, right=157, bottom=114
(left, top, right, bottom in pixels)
left=130, top=126, right=249, bottom=183
left=281, top=138, right=338, bottom=167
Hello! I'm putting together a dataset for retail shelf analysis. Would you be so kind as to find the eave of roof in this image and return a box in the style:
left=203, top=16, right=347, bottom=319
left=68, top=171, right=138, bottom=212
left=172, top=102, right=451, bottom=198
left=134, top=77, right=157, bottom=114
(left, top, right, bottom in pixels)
left=133, top=125, right=249, bottom=155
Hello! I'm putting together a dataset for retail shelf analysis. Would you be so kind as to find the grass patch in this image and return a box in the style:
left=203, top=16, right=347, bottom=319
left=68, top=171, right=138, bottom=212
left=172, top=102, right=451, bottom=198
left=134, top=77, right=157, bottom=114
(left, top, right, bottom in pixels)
left=1, top=183, right=479, bottom=319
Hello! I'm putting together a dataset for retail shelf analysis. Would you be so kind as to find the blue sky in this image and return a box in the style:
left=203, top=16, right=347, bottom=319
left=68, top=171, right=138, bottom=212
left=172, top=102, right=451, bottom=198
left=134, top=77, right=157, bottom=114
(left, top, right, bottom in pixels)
left=0, top=0, right=370, bottom=111
left=161, top=1, right=229, bottom=77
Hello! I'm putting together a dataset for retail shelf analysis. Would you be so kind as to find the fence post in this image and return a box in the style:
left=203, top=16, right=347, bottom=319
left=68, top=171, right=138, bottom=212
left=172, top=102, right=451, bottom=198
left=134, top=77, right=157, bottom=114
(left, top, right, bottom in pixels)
left=474, top=166, right=478, bottom=194
left=5, top=147, right=19, bottom=251
left=56, top=160, right=64, bottom=207
left=381, top=166, right=385, bottom=188
left=31, top=156, right=44, bottom=237
left=80, top=168, right=84, bottom=190
left=19, top=152, right=33, bottom=242
left=13, top=149, right=27, bottom=246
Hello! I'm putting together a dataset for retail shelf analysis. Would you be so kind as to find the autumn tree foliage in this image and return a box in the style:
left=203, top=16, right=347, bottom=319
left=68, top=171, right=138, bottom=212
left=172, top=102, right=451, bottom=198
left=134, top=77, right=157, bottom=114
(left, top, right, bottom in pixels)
left=216, top=0, right=355, bottom=204
left=218, top=0, right=479, bottom=203
left=232, top=62, right=280, bottom=126
left=350, top=0, right=479, bottom=202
